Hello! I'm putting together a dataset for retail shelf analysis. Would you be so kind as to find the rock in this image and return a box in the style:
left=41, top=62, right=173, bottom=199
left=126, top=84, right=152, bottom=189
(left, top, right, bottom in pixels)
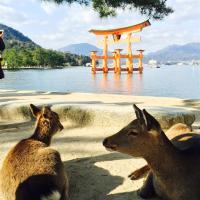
left=147, top=107, right=195, bottom=129
left=0, top=104, right=196, bottom=130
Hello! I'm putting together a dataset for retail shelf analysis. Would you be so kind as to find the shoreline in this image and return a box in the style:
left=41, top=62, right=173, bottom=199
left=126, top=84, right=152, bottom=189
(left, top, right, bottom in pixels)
left=1, top=87, right=200, bottom=100
left=0, top=89, right=199, bottom=107
left=2, top=65, right=85, bottom=70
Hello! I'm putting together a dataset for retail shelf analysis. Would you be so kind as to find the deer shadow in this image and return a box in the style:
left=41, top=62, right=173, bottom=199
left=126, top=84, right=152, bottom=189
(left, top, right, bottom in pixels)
left=63, top=153, right=148, bottom=200
left=15, top=174, right=63, bottom=200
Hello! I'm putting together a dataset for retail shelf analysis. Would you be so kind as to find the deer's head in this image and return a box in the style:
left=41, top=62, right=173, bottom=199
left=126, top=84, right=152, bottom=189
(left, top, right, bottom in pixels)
left=30, top=104, right=64, bottom=137
left=103, top=104, right=163, bottom=157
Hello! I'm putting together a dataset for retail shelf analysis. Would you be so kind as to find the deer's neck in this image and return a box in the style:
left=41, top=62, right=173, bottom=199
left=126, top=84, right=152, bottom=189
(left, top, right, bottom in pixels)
left=144, top=132, right=182, bottom=178
left=30, top=126, right=52, bottom=146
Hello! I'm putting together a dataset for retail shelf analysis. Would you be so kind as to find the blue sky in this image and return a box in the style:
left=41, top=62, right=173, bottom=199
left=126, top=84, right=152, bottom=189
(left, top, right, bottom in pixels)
left=0, top=0, right=200, bottom=53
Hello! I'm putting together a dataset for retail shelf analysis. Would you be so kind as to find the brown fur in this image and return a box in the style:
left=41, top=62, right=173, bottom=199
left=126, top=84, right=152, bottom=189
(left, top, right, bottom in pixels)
left=129, top=123, right=192, bottom=180
left=0, top=104, right=69, bottom=200
left=103, top=105, right=200, bottom=200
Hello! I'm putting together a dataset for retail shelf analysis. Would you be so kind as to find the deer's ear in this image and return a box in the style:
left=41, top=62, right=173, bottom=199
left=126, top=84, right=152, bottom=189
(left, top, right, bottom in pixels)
left=133, top=104, right=147, bottom=126
left=133, top=104, right=143, bottom=119
left=30, top=104, right=41, bottom=118
left=142, top=109, right=161, bottom=131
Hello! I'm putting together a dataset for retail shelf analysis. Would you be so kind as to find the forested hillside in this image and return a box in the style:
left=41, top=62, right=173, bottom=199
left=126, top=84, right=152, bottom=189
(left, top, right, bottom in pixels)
left=0, top=24, right=90, bottom=69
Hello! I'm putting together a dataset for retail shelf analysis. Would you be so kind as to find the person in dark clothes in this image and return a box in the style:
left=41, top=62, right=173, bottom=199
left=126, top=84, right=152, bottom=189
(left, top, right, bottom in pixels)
left=0, top=30, right=5, bottom=79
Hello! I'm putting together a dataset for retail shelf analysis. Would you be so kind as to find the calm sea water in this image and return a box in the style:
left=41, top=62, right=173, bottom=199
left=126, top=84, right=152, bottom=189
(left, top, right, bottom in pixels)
left=0, top=65, right=200, bottom=99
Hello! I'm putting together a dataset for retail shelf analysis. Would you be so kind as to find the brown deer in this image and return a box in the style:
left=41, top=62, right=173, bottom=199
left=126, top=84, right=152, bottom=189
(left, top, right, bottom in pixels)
left=128, top=123, right=192, bottom=180
left=103, top=105, right=200, bottom=200
left=0, top=104, right=69, bottom=200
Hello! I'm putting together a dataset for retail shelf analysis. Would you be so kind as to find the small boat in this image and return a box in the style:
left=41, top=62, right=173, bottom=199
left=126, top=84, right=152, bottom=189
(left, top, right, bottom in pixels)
left=148, top=59, right=160, bottom=68
left=85, top=63, right=92, bottom=67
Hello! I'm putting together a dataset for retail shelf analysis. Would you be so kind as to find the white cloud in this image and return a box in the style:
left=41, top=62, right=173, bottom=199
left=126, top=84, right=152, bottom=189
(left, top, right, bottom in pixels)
left=40, top=2, right=58, bottom=14
left=0, top=0, right=34, bottom=6
left=0, top=0, right=15, bottom=3
left=0, top=4, right=27, bottom=26
left=35, top=4, right=148, bottom=50
left=1, top=0, right=200, bottom=53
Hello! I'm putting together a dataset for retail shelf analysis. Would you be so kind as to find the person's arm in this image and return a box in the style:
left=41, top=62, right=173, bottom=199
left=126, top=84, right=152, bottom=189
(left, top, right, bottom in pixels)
left=0, top=30, right=5, bottom=52
left=0, top=30, right=4, bottom=38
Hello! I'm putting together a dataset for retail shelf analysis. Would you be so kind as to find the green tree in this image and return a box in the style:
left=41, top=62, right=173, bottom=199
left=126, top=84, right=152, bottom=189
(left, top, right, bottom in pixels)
left=4, top=48, right=23, bottom=69
left=3, top=41, right=90, bottom=68
left=41, top=0, right=173, bottom=19
left=40, top=49, right=65, bottom=67
left=32, top=48, right=46, bottom=66
left=19, top=49, right=34, bottom=66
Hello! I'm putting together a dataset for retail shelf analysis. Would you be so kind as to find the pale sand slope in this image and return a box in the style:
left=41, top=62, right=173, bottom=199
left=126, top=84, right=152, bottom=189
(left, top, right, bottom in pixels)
left=0, top=89, right=196, bottom=108
left=0, top=90, right=200, bottom=200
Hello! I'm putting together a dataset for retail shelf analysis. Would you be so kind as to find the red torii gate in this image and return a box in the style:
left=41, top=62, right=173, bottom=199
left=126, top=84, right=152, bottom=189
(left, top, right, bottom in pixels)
left=89, top=20, right=150, bottom=74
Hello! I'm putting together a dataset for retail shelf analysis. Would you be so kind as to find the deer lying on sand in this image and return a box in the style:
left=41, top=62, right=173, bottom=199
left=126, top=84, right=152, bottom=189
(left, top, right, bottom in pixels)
left=103, top=105, right=200, bottom=200
left=128, top=123, right=192, bottom=180
left=0, top=104, right=69, bottom=200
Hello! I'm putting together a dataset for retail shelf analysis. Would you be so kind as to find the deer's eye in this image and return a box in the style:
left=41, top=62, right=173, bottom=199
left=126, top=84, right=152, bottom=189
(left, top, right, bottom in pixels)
left=127, top=131, right=138, bottom=137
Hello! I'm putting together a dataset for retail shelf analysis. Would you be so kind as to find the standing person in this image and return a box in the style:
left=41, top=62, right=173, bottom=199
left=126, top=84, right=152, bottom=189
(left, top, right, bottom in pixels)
left=0, top=30, right=5, bottom=79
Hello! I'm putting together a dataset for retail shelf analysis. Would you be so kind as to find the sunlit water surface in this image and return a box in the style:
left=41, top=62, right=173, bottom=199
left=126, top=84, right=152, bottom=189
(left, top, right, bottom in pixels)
left=1, top=65, right=200, bottom=99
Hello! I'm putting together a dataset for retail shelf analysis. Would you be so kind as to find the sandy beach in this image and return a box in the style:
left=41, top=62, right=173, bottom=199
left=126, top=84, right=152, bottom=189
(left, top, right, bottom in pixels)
left=1, top=90, right=200, bottom=200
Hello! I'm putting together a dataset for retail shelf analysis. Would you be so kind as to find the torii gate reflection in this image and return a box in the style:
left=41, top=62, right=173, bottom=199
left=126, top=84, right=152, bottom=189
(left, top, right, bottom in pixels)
left=91, top=73, right=143, bottom=95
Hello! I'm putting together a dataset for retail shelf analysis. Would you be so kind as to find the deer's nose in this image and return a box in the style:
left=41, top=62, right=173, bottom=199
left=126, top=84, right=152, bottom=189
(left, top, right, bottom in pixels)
left=103, top=138, right=108, bottom=146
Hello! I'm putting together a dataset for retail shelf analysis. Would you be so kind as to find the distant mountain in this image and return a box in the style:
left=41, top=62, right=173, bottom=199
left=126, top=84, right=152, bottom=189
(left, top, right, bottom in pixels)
left=59, top=43, right=102, bottom=56
left=145, top=43, right=200, bottom=62
left=60, top=42, right=200, bottom=63
left=0, top=24, right=38, bottom=48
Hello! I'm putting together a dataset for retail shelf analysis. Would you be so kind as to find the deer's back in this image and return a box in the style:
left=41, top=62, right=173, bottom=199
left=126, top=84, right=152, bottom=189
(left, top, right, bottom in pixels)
left=153, top=132, right=200, bottom=200
left=0, top=139, right=67, bottom=200
left=171, top=132, right=200, bottom=151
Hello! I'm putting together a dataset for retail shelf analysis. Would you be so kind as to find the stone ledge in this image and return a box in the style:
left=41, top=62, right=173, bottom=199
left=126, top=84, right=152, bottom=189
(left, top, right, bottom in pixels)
left=146, top=107, right=195, bottom=129
left=0, top=104, right=196, bottom=130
